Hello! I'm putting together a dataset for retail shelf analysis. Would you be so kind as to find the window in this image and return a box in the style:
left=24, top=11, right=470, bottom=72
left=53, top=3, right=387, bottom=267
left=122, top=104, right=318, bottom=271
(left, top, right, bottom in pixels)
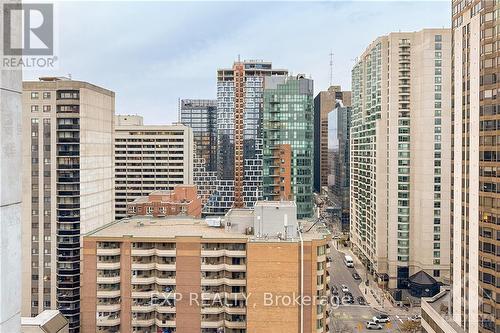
left=42, top=92, right=51, bottom=99
left=31, top=92, right=39, bottom=99
left=42, top=105, right=51, bottom=112
left=433, top=269, right=440, bottom=277
left=31, top=105, right=39, bottom=112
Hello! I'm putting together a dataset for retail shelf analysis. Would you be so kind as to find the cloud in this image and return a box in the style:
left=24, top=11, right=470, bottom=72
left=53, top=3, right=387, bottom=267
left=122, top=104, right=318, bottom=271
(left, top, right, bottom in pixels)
left=24, top=1, right=450, bottom=124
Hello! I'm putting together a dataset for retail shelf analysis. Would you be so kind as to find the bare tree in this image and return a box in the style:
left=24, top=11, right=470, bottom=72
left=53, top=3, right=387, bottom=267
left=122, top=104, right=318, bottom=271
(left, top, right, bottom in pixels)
left=399, top=320, right=422, bottom=333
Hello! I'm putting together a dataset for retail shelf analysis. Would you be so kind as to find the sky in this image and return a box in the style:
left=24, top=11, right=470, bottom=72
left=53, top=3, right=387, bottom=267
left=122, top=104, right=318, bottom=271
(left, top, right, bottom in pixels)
left=25, top=1, right=451, bottom=125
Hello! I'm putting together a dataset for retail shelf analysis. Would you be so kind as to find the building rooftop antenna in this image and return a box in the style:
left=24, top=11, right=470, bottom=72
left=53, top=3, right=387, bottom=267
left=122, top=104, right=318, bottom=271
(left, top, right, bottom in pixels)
left=329, top=51, right=334, bottom=87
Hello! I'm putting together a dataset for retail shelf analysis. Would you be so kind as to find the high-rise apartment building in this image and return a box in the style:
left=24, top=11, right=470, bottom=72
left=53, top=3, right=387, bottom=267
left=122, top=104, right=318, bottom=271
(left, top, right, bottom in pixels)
left=21, top=78, right=115, bottom=332
left=81, top=201, right=331, bottom=333
left=180, top=99, right=218, bottom=172
left=350, top=29, right=452, bottom=289
left=114, top=115, right=194, bottom=219
left=204, top=60, right=288, bottom=216
left=0, top=4, right=22, bottom=331
left=451, top=1, right=499, bottom=332
left=262, top=75, right=315, bottom=218
left=313, top=86, right=351, bottom=193
left=329, top=101, right=351, bottom=231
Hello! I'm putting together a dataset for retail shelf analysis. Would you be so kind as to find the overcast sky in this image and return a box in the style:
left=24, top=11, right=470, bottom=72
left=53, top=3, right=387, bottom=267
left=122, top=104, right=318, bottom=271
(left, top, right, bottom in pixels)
left=25, top=1, right=450, bottom=124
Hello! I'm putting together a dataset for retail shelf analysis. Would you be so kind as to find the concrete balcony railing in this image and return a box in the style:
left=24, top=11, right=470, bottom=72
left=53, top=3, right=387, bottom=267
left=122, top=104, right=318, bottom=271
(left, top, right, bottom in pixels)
left=201, top=263, right=225, bottom=272
left=155, top=277, right=175, bottom=285
left=155, top=318, right=176, bottom=327
left=201, top=277, right=245, bottom=286
left=317, top=269, right=324, bottom=276
left=96, top=304, right=121, bottom=312
left=201, top=306, right=224, bottom=315
left=225, top=320, right=246, bottom=329
left=156, top=305, right=176, bottom=314
left=131, top=290, right=155, bottom=298
left=316, top=254, right=326, bottom=262
left=131, top=262, right=155, bottom=270
left=201, top=249, right=246, bottom=257
left=97, top=262, right=121, bottom=270
left=200, top=320, right=224, bottom=329
left=97, top=290, right=121, bottom=298
left=156, top=263, right=176, bottom=271
left=225, top=306, right=246, bottom=315
left=131, top=248, right=155, bottom=256
left=131, top=304, right=155, bottom=313
left=96, top=316, right=120, bottom=327
left=131, top=276, right=155, bottom=284
left=156, top=249, right=176, bottom=257
left=96, top=248, right=120, bottom=256
left=131, top=318, right=155, bottom=327
left=97, top=276, right=120, bottom=284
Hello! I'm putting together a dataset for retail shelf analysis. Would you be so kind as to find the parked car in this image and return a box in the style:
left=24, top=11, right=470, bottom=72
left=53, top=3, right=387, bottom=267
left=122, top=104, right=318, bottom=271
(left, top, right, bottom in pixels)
left=341, top=284, right=349, bottom=293
left=357, top=296, right=367, bottom=305
left=409, top=314, right=421, bottom=322
left=366, top=321, right=383, bottom=330
left=373, top=314, right=391, bottom=323
left=352, top=272, right=361, bottom=280
left=342, top=296, right=354, bottom=304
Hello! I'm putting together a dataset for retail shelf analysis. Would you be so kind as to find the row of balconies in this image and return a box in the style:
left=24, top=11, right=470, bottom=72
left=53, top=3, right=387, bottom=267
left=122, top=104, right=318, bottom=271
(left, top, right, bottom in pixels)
left=200, top=249, right=246, bottom=258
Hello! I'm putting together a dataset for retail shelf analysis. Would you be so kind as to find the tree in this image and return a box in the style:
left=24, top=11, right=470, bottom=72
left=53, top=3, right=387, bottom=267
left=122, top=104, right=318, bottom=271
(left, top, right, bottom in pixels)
left=399, top=320, right=422, bottom=333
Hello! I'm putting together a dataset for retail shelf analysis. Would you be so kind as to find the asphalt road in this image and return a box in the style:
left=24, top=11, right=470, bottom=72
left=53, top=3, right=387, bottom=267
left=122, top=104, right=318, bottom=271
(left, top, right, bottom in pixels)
left=328, top=241, right=404, bottom=332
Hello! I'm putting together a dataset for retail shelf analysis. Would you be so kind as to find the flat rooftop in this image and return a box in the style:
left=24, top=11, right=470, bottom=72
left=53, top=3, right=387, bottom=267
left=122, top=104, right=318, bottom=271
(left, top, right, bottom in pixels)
left=85, top=215, right=329, bottom=242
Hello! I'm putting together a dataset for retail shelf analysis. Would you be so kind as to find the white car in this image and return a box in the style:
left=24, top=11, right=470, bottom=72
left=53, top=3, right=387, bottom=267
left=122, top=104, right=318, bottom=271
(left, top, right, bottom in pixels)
left=341, top=284, right=349, bottom=293
left=373, top=314, right=390, bottom=323
left=409, top=314, right=422, bottom=322
left=366, top=321, right=383, bottom=330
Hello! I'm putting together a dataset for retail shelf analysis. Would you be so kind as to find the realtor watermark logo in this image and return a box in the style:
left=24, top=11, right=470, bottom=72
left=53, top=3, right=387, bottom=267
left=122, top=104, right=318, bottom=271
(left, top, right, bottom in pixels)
left=2, top=2, right=58, bottom=69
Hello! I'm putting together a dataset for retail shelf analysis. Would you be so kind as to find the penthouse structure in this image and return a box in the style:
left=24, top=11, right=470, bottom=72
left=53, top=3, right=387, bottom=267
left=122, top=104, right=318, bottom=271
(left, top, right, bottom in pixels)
left=81, top=201, right=332, bottom=333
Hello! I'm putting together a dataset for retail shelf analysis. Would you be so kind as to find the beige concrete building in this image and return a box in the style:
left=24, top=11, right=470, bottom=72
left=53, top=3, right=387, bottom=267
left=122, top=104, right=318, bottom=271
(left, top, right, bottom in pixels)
left=451, top=1, right=499, bottom=332
left=22, top=310, right=69, bottom=333
left=114, top=115, right=194, bottom=219
left=0, top=2, right=22, bottom=331
left=81, top=201, right=332, bottom=333
left=350, top=29, right=452, bottom=289
left=21, top=78, right=115, bottom=332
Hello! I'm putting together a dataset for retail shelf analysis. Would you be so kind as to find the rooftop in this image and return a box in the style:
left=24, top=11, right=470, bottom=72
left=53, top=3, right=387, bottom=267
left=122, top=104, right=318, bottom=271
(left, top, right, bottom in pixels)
left=86, top=209, right=329, bottom=242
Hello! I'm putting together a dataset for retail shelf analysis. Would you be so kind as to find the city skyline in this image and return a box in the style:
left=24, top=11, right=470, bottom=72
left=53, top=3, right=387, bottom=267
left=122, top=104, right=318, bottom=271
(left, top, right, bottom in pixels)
left=25, top=1, right=450, bottom=124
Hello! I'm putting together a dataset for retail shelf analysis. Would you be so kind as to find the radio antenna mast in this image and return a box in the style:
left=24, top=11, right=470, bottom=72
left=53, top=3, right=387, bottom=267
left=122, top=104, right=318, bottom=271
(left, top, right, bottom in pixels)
left=329, top=51, right=334, bottom=87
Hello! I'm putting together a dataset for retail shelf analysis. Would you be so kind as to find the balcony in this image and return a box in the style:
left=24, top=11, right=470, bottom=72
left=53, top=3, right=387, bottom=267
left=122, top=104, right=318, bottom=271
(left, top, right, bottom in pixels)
left=131, top=262, right=155, bottom=270
left=96, top=304, right=121, bottom=312
left=200, top=320, right=224, bottom=329
left=156, top=263, right=176, bottom=271
left=225, top=306, right=246, bottom=315
left=97, top=248, right=120, bottom=256
left=131, top=276, right=155, bottom=284
left=97, top=262, right=121, bottom=270
left=131, top=248, right=155, bottom=256
left=156, top=305, right=176, bottom=314
left=97, top=290, right=121, bottom=298
left=225, top=320, right=246, bottom=329
left=96, top=316, right=120, bottom=327
left=131, top=304, right=155, bottom=313
left=155, top=318, right=176, bottom=327
left=201, top=307, right=224, bottom=315
left=97, top=275, right=120, bottom=284
left=131, top=318, right=155, bottom=327
left=156, top=249, right=176, bottom=257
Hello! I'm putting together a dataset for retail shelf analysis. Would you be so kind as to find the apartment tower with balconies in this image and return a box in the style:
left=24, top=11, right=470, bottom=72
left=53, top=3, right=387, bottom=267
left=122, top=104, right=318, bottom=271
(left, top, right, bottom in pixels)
left=21, top=78, right=115, bottom=332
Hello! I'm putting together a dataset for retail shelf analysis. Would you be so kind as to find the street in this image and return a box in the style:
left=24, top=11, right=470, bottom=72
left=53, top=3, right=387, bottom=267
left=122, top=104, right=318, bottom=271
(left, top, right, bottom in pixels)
left=328, top=240, right=405, bottom=332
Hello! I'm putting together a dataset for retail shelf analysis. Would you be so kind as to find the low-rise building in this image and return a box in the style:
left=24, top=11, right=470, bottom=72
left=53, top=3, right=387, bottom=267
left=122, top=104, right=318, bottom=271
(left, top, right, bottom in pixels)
left=21, top=310, right=69, bottom=333
left=127, top=185, right=202, bottom=218
left=81, top=201, right=332, bottom=333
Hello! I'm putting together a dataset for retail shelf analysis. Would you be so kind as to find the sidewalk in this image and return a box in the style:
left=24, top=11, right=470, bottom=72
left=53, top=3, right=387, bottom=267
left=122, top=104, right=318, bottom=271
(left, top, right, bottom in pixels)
left=333, top=240, right=415, bottom=317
